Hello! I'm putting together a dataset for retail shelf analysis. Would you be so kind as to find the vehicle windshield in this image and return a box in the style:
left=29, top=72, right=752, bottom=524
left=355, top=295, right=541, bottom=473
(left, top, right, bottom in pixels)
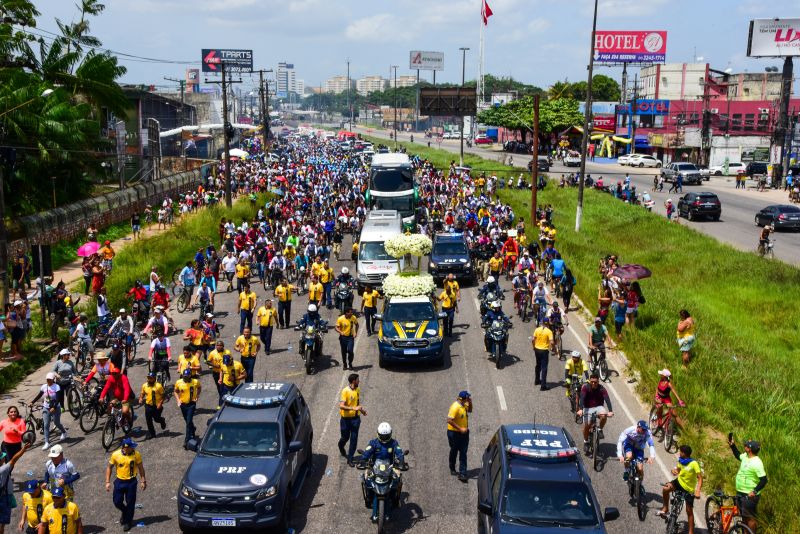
left=384, top=302, right=435, bottom=322
left=371, top=167, right=414, bottom=192
left=501, top=480, right=598, bottom=528
left=675, top=163, right=698, bottom=170
left=371, top=195, right=414, bottom=215
left=433, top=241, right=467, bottom=256
left=778, top=206, right=800, bottom=213
left=201, top=422, right=280, bottom=457
left=359, top=242, right=394, bottom=261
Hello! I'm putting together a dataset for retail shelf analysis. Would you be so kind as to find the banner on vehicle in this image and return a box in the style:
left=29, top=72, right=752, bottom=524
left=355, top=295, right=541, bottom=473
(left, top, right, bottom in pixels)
left=594, top=31, right=667, bottom=63
left=747, top=19, right=800, bottom=57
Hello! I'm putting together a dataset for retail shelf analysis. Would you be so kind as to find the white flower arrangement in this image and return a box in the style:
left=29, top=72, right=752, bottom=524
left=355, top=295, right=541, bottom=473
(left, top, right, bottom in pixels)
left=384, top=234, right=432, bottom=259
left=382, top=273, right=436, bottom=298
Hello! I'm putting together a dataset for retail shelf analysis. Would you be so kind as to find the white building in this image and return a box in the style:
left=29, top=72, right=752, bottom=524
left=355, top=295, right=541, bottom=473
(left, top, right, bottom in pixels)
left=325, top=76, right=353, bottom=94
left=389, top=75, right=418, bottom=89
left=356, top=76, right=387, bottom=96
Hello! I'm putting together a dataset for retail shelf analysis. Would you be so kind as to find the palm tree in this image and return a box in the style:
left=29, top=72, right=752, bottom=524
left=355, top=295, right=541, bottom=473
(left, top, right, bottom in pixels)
left=548, top=80, right=572, bottom=100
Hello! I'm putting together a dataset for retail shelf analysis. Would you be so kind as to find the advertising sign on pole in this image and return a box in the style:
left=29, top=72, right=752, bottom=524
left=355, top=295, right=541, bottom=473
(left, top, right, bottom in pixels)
left=201, top=49, right=254, bottom=73
left=409, top=51, right=444, bottom=71
left=593, top=115, right=616, bottom=132
left=594, top=31, right=667, bottom=63
left=616, top=99, right=670, bottom=116
left=747, top=19, right=800, bottom=57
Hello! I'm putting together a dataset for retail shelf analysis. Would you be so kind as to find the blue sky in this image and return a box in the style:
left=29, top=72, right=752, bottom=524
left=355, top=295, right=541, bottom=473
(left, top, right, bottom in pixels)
left=32, top=0, right=800, bottom=94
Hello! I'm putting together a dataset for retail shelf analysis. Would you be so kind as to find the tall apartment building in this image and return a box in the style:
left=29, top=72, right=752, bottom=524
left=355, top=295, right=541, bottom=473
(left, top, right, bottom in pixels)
left=277, top=62, right=302, bottom=98
left=389, top=75, right=418, bottom=89
left=325, top=75, right=353, bottom=94
left=356, top=76, right=387, bottom=96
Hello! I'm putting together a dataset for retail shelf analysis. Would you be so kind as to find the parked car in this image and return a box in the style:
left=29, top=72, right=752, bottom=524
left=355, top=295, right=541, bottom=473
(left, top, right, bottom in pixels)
left=617, top=153, right=645, bottom=165
left=527, top=156, right=551, bottom=172
left=474, top=134, right=493, bottom=145
left=746, top=161, right=769, bottom=177
left=628, top=154, right=662, bottom=168
left=661, top=162, right=703, bottom=185
left=677, top=192, right=721, bottom=221
left=754, top=204, right=800, bottom=230
left=709, top=162, right=746, bottom=176
left=564, top=151, right=581, bottom=167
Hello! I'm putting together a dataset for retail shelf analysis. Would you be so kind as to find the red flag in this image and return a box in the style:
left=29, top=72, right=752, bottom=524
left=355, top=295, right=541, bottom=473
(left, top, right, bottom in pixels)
left=481, top=0, right=493, bottom=24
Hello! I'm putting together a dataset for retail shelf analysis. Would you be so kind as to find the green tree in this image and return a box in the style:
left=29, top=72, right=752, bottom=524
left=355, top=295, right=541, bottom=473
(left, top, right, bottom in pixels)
left=569, top=75, right=620, bottom=101
left=477, top=96, right=584, bottom=138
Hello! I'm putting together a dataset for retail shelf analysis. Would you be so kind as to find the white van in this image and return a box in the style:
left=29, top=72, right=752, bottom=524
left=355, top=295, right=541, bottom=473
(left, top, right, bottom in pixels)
left=357, top=210, right=404, bottom=289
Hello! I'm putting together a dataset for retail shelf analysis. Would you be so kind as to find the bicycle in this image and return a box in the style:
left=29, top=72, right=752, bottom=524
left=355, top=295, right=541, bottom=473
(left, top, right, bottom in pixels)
left=551, top=322, right=565, bottom=360
left=72, top=340, right=92, bottom=375
left=101, top=400, right=133, bottom=451
left=515, top=289, right=530, bottom=321
left=78, top=386, right=105, bottom=433
left=567, top=374, right=582, bottom=423
left=174, top=285, right=193, bottom=313
left=533, top=300, right=547, bottom=327
left=624, top=456, right=647, bottom=521
left=584, top=411, right=613, bottom=472
left=705, top=491, right=754, bottom=534
left=149, top=359, right=172, bottom=394
left=663, top=484, right=688, bottom=534
left=22, top=403, right=53, bottom=445
left=649, top=402, right=685, bottom=453
left=62, top=377, right=86, bottom=419
left=588, top=343, right=609, bottom=382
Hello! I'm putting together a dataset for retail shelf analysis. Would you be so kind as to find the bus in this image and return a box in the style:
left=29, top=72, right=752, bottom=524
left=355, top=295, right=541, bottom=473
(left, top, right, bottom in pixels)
left=367, top=153, right=417, bottom=230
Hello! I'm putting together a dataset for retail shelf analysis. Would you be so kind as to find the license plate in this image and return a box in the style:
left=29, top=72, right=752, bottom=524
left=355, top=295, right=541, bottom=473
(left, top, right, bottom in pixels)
left=403, top=349, right=419, bottom=355
left=211, top=518, right=236, bottom=527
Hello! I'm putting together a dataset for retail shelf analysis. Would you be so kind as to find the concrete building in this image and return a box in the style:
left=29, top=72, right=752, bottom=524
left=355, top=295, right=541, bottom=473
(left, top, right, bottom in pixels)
left=389, top=75, right=418, bottom=89
left=277, top=62, right=303, bottom=98
left=638, top=63, right=788, bottom=101
left=325, top=75, right=353, bottom=94
left=356, top=76, right=387, bottom=96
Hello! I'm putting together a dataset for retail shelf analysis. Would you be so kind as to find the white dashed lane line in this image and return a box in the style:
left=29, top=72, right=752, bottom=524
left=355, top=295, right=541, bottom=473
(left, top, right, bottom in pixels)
left=496, top=385, right=508, bottom=411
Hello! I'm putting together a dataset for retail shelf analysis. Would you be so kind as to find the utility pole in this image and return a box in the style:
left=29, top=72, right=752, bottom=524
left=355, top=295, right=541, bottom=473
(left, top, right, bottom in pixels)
left=575, top=0, right=599, bottom=232
left=206, top=64, right=242, bottom=207
left=164, top=77, right=186, bottom=169
left=531, top=95, right=540, bottom=225
left=346, top=59, right=352, bottom=131
left=254, top=69, right=273, bottom=151
left=775, top=57, right=794, bottom=188
left=415, top=68, right=420, bottom=132
left=392, top=65, right=399, bottom=150
left=459, top=47, right=470, bottom=167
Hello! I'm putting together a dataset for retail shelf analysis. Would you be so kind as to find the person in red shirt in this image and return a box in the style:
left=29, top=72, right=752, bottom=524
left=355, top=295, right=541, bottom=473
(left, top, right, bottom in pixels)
left=100, top=366, right=133, bottom=427
left=502, top=235, right=520, bottom=276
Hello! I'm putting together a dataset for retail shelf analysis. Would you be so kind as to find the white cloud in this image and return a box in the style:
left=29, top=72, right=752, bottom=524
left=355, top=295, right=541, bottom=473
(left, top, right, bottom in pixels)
left=596, top=0, right=669, bottom=17
left=345, top=14, right=414, bottom=42
left=528, top=17, right=551, bottom=32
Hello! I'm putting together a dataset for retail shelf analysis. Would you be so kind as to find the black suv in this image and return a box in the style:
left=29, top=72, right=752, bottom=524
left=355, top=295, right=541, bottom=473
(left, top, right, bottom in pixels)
left=746, top=161, right=768, bottom=177
left=428, top=233, right=477, bottom=285
left=178, top=382, right=313, bottom=532
left=677, top=192, right=721, bottom=221
left=477, top=424, right=619, bottom=533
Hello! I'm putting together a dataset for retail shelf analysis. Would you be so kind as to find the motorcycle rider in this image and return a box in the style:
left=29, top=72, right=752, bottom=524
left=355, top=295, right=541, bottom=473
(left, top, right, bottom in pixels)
left=478, top=276, right=500, bottom=299
left=482, top=300, right=511, bottom=354
left=296, top=304, right=326, bottom=355
left=334, top=267, right=355, bottom=309
left=360, top=422, right=407, bottom=523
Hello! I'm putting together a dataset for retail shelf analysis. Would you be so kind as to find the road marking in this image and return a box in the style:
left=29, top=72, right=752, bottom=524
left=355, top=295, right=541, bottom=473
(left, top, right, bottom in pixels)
left=496, top=386, right=507, bottom=411
left=319, top=329, right=365, bottom=441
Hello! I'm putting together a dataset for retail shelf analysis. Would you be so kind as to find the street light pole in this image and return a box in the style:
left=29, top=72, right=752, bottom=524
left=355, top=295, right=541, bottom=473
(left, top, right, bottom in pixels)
left=575, top=0, right=599, bottom=233
left=459, top=47, right=470, bottom=167
left=392, top=65, right=399, bottom=150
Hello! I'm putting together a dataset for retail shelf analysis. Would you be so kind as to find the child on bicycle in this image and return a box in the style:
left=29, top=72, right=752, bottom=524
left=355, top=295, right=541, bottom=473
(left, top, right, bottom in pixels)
left=652, top=369, right=685, bottom=430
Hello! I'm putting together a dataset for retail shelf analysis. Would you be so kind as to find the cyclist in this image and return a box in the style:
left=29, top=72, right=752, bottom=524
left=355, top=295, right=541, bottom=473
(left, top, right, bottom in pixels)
left=142, top=307, right=169, bottom=336
left=147, top=330, right=172, bottom=382
left=616, top=420, right=656, bottom=481
left=150, top=286, right=171, bottom=320
left=564, top=350, right=589, bottom=398
left=126, top=280, right=149, bottom=319
left=549, top=253, right=565, bottom=292
left=757, top=223, right=773, bottom=254
left=71, top=314, right=93, bottom=359
left=652, top=369, right=686, bottom=430
left=517, top=251, right=535, bottom=273
left=588, top=316, right=613, bottom=361
left=268, top=250, right=288, bottom=283
left=193, top=280, right=215, bottom=315
left=501, top=233, right=519, bottom=276
left=546, top=300, right=566, bottom=336
left=99, top=365, right=133, bottom=428
left=109, top=309, right=135, bottom=364
left=658, top=444, right=702, bottom=534
left=577, top=372, right=614, bottom=452
left=83, top=352, right=112, bottom=386
left=178, top=261, right=196, bottom=297
left=532, top=281, right=548, bottom=324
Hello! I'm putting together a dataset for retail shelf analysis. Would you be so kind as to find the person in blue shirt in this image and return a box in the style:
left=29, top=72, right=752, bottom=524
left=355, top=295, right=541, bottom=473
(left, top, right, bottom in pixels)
left=617, top=420, right=656, bottom=481
left=179, top=261, right=196, bottom=294
left=550, top=253, right=566, bottom=291
left=360, top=422, right=406, bottom=522
left=194, top=249, right=205, bottom=274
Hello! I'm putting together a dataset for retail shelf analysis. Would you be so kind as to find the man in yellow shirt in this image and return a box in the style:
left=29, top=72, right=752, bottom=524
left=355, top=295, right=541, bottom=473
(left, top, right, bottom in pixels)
left=105, top=438, right=145, bottom=532
left=256, top=299, right=278, bottom=354
left=237, top=282, right=257, bottom=334
left=235, top=258, right=250, bottom=292
left=307, top=276, right=324, bottom=308
left=177, top=345, right=201, bottom=378
left=360, top=287, right=381, bottom=336
left=218, top=354, right=245, bottom=404
left=444, top=274, right=461, bottom=303
left=319, top=260, right=335, bottom=308
left=99, top=240, right=115, bottom=273
left=532, top=317, right=554, bottom=391
left=21, top=479, right=52, bottom=533
left=335, top=308, right=358, bottom=370
left=310, top=256, right=324, bottom=279
left=273, top=279, right=296, bottom=329
left=235, top=327, right=261, bottom=383
left=174, top=369, right=201, bottom=447
left=437, top=285, right=458, bottom=337
left=138, top=372, right=166, bottom=440
left=206, top=340, right=229, bottom=404
left=37, top=487, right=81, bottom=534
left=488, top=252, right=503, bottom=280
left=338, top=373, right=367, bottom=466
left=447, top=391, right=472, bottom=482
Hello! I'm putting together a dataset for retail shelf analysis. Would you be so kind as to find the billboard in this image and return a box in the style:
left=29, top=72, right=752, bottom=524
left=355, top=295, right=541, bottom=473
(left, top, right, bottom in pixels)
left=616, top=99, right=670, bottom=115
left=419, top=87, right=476, bottom=116
left=593, top=114, right=616, bottom=133
left=201, top=49, right=254, bottom=73
left=410, top=50, right=444, bottom=71
left=747, top=19, right=800, bottom=57
left=594, top=31, right=667, bottom=63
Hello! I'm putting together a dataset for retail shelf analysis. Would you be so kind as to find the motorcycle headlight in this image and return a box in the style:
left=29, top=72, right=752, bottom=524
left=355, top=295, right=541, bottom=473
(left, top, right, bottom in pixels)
left=180, top=484, right=196, bottom=499
left=306, top=326, right=315, bottom=334
left=464, top=262, right=471, bottom=268
left=429, top=262, right=436, bottom=269
left=256, top=485, right=277, bottom=500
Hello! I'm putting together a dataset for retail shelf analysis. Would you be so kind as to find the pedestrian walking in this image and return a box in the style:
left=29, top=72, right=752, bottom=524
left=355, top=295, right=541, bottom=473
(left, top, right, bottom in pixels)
left=665, top=198, right=675, bottom=222
left=138, top=372, right=166, bottom=440
left=437, top=285, right=457, bottom=337
left=105, top=438, right=145, bottom=532
left=130, top=212, right=141, bottom=240
left=174, top=369, right=200, bottom=447
left=217, top=353, right=245, bottom=406
left=256, top=299, right=278, bottom=354
left=338, top=373, right=366, bottom=467
left=205, top=341, right=229, bottom=407
left=320, top=260, right=335, bottom=308
left=19, top=479, right=51, bottom=534
left=676, top=309, right=696, bottom=367
left=728, top=437, right=767, bottom=534
left=0, top=441, right=30, bottom=533
left=235, top=327, right=260, bottom=382
left=335, top=308, right=358, bottom=370
left=43, top=444, right=80, bottom=501
left=532, top=318, right=554, bottom=390
left=273, top=279, right=296, bottom=329
left=38, top=486, right=81, bottom=534
left=30, top=373, right=66, bottom=451
left=237, top=283, right=257, bottom=334
left=447, top=391, right=472, bottom=483
left=360, top=287, right=381, bottom=336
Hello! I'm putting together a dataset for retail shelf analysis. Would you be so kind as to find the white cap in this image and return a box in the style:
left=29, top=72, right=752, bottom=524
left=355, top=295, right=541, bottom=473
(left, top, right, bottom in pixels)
left=658, top=368, right=671, bottom=378
left=13, top=300, right=22, bottom=306
left=47, top=444, right=63, bottom=458
left=119, top=308, right=126, bottom=313
left=46, top=372, right=56, bottom=381
left=58, top=348, right=71, bottom=357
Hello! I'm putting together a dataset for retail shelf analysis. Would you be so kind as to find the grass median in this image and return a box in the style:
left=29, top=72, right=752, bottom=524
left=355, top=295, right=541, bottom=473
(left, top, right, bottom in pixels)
left=364, top=134, right=798, bottom=533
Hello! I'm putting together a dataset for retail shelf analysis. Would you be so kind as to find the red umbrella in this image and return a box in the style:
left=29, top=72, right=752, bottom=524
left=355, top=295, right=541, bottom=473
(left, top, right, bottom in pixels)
left=77, top=242, right=100, bottom=257
left=612, top=264, right=651, bottom=281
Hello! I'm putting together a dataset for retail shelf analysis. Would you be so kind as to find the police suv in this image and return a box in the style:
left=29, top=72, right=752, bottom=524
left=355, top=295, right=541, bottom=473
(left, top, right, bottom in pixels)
left=428, top=233, right=477, bottom=285
left=477, top=424, right=619, bottom=533
left=177, top=382, right=313, bottom=532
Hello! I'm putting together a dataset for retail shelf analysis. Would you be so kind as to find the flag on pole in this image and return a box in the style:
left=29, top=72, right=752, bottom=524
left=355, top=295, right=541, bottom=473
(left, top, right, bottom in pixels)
left=481, top=0, right=493, bottom=25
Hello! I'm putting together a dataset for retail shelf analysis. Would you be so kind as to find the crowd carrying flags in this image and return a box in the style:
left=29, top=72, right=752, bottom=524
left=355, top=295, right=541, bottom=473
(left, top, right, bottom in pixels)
left=481, top=0, right=493, bottom=25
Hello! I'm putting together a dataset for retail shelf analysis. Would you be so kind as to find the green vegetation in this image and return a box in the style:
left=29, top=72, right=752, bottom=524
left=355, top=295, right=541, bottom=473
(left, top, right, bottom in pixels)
left=365, top=134, right=798, bottom=533
left=477, top=96, right=584, bottom=137
left=50, top=219, right=133, bottom=272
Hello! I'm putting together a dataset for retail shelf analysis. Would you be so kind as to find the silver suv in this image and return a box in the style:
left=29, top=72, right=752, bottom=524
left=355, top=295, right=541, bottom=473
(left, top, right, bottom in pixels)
left=661, top=162, right=702, bottom=185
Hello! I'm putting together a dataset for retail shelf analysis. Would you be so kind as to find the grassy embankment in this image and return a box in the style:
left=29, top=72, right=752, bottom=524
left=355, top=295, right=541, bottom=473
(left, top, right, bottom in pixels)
left=363, top=134, right=799, bottom=534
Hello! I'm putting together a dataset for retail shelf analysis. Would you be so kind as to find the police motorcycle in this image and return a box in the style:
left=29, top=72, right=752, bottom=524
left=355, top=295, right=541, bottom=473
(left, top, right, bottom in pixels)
left=481, top=301, right=513, bottom=369
left=294, top=305, right=327, bottom=375
left=478, top=276, right=503, bottom=316
left=357, top=423, right=410, bottom=534
left=334, top=271, right=356, bottom=313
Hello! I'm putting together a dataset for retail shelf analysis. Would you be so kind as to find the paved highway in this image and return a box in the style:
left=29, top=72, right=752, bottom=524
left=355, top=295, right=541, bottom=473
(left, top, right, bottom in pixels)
left=8, top=229, right=698, bottom=533
left=356, top=126, right=800, bottom=264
